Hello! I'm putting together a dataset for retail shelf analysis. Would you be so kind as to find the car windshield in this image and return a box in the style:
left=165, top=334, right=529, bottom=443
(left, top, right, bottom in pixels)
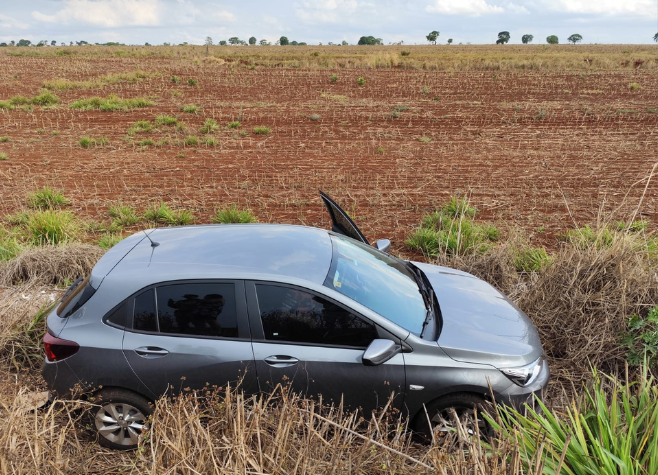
left=323, top=235, right=427, bottom=334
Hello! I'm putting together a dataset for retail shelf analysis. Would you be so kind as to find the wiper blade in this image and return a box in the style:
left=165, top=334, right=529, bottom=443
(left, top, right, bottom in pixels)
left=407, top=262, right=435, bottom=338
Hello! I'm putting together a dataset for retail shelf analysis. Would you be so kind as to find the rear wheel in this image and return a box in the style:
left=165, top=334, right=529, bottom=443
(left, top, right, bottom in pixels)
left=414, top=393, right=489, bottom=442
left=91, top=388, right=152, bottom=450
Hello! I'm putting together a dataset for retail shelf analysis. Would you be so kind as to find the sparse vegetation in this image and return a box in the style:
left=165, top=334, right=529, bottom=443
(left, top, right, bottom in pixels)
left=70, top=95, right=153, bottom=111
left=155, top=114, right=178, bottom=126
left=227, top=121, right=241, bottom=129
left=144, top=202, right=194, bottom=226
left=199, top=118, right=219, bottom=133
left=0, top=153, right=8, bottom=161
left=27, top=187, right=69, bottom=210
left=108, top=204, right=139, bottom=227
left=127, top=120, right=155, bottom=135
left=253, top=126, right=271, bottom=135
left=181, top=104, right=198, bottom=113
left=357, top=76, right=366, bottom=86
left=212, top=206, right=258, bottom=223
left=24, top=210, right=79, bottom=245
left=79, top=136, right=109, bottom=148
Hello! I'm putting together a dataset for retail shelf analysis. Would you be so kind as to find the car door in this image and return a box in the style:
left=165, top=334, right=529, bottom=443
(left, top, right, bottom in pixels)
left=247, top=281, right=406, bottom=416
left=319, top=190, right=370, bottom=245
left=122, top=280, right=258, bottom=398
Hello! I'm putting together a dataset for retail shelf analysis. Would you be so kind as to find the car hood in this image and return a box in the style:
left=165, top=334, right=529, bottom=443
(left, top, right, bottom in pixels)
left=413, top=262, right=542, bottom=367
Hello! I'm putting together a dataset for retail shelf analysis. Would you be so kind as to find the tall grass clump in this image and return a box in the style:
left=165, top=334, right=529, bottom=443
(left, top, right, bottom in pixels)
left=199, top=118, right=219, bottom=133
left=127, top=120, right=155, bottom=135
left=27, top=187, right=70, bottom=210
left=79, top=136, right=109, bottom=148
left=253, top=126, right=271, bottom=135
left=144, top=202, right=194, bottom=226
left=25, top=210, right=79, bottom=245
left=0, top=226, right=23, bottom=261
left=155, top=114, right=178, bottom=126
left=212, top=206, right=258, bottom=224
left=406, top=196, right=497, bottom=257
left=181, top=104, right=198, bottom=113
left=108, top=204, right=139, bottom=227
left=70, top=95, right=153, bottom=111
left=491, top=365, right=658, bottom=475
left=98, top=233, right=124, bottom=249
left=30, top=92, right=59, bottom=106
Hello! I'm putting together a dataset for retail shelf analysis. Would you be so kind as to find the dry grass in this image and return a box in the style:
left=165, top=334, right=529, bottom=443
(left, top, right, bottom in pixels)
left=0, top=244, right=104, bottom=286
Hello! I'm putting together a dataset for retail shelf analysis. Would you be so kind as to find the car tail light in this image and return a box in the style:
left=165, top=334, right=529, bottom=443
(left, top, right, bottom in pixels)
left=43, top=332, right=79, bottom=362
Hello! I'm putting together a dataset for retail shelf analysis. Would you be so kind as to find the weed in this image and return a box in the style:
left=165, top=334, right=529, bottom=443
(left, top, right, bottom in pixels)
left=30, top=92, right=59, bottom=106
left=0, top=226, right=23, bottom=261
left=514, top=247, right=552, bottom=272
left=253, top=126, right=270, bottom=135
left=0, top=136, right=9, bottom=142
left=390, top=111, right=400, bottom=119
left=376, top=146, right=386, bottom=155
left=212, top=206, right=258, bottom=224
left=25, top=210, right=79, bottom=245
left=203, top=137, right=218, bottom=146
left=418, top=136, right=431, bottom=143
left=144, top=202, right=193, bottom=225
left=127, top=120, right=155, bottom=135
left=440, top=196, right=476, bottom=218
left=628, top=82, right=642, bottom=90
left=227, top=121, right=241, bottom=129
left=393, top=105, right=409, bottom=112
left=330, top=73, right=338, bottom=83
left=564, top=225, right=614, bottom=249
left=200, top=118, right=219, bottom=134
left=0, top=153, right=8, bottom=161
left=70, top=95, right=153, bottom=111
left=10, top=96, right=30, bottom=105
left=187, top=78, right=197, bottom=86
left=108, top=204, right=139, bottom=227
left=622, top=307, right=658, bottom=366
left=0, top=101, right=14, bottom=110
left=357, top=77, right=366, bottom=86
left=155, top=114, right=178, bottom=126
left=51, top=130, right=60, bottom=136
left=79, top=136, right=109, bottom=148
left=98, top=233, right=125, bottom=249
left=171, top=75, right=181, bottom=83
left=181, top=104, right=198, bottom=113
left=535, top=109, right=548, bottom=120
left=27, top=187, right=70, bottom=210
left=135, top=139, right=155, bottom=146
left=400, top=51, right=411, bottom=56
left=422, top=86, right=429, bottom=94
left=184, top=136, right=199, bottom=146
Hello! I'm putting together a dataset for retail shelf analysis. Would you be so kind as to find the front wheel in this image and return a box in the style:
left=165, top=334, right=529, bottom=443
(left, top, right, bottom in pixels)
left=414, top=393, right=490, bottom=442
left=91, top=388, right=152, bottom=450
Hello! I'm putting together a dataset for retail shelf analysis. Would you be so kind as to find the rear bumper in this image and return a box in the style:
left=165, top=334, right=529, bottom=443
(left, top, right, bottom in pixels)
left=41, top=359, right=83, bottom=398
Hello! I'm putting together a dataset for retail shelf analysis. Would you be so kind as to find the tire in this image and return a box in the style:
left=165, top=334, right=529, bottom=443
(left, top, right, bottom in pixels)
left=90, top=388, right=152, bottom=450
left=413, top=393, right=489, bottom=442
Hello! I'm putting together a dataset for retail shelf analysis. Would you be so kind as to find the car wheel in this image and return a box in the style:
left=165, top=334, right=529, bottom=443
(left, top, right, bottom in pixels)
left=91, top=388, right=152, bottom=450
left=414, top=393, right=489, bottom=442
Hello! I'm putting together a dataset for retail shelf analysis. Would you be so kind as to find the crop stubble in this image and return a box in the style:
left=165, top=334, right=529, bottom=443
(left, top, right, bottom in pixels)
left=0, top=48, right=656, bottom=248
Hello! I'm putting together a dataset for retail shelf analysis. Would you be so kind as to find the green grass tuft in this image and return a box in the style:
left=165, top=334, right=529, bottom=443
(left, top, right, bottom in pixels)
left=212, top=206, right=258, bottom=224
left=181, top=104, right=198, bottom=113
left=70, top=95, right=153, bottom=111
left=0, top=153, right=8, bottom=161
left=25, top=210, right=79, bottom=245
left=108, top=204, right=140, bottom=227
left=27, top=187, right=70, bottom=210
left=200, top=118, right=219, bottom=134
left=513, top=247, right=552, bottom=272
left=155, top=114, right=178, bottom=126
left=0, top=225, right=23, bottom=261
left=127, top=120, right=155, bottom=135
left=79, top=136, right=109, bottom=148
left=253, top=126, right=271, bottom=135
left=98, top=233, right=125, bottom=249
left=227, top=121, right=241, bottom=129
left=144, top=202, right=194, bottom=226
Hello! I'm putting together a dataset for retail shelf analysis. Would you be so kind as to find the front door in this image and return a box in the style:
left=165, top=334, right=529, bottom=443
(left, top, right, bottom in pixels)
left=122, top=280, right=258, bottom=397
left=247, top=282, right=406, bottom=416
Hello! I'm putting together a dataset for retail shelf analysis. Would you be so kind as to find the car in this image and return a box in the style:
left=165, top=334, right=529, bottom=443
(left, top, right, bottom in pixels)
left=42, top=191, right=549, bottom=450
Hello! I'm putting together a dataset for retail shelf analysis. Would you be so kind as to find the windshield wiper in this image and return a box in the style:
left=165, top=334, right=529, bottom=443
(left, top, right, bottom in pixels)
left=406, top=262, right=435, bottom=338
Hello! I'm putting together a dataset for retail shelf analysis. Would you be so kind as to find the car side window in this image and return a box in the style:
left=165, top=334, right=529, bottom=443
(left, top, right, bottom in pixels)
left=155, top=283, right=238, bottom=338
left=134, top=289, right=157, bottom=332
left=255, top=284, right=377, bottom=347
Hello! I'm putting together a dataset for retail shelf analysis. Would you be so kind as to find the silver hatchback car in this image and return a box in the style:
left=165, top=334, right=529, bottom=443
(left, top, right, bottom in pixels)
left=42, top=192, right=548, bottom=449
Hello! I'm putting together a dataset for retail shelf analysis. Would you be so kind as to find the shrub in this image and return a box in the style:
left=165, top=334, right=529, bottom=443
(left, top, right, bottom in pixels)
left=98, top=233, right=124, bottom=249
left=187, top=78, right=197, bottom=86
left=253, top=126, right=271, bottom=135
left=357, top=76, right=366, bottom=86
left=155, top=114, right=178, bottom=126
left=70, top=95, right=153, bottom=111
left=212, top=206, right=258, bottom=224
left=181, top=104, right=198, bottom=113
left=227, top=121, right=241, bottom=129
left=108, top=204, right=139, bottom=227
left=27, top=187, right=69, bottom=210
left=25, top=210, right=79, bottom=245
left=200, top=118, right=219, bottom=133
left=491, top=366, right=658, bottom=475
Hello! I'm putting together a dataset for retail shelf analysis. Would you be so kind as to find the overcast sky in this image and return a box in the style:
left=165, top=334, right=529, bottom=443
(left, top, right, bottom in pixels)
left=1, top=0, right=656, bottom=46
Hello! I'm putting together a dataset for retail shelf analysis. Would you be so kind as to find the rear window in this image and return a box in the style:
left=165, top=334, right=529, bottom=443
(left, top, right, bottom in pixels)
left=57, top=276, right=96, bottom=319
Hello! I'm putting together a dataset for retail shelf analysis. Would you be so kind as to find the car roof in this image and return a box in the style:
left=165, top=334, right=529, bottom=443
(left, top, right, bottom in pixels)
left=93, top=224, right=334, bottom=287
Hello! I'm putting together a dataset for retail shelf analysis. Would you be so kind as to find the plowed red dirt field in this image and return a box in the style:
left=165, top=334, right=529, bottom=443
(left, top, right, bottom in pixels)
left=1, top=45, right=656, bottom=250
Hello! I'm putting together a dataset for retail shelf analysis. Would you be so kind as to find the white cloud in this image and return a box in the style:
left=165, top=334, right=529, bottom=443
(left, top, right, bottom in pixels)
left=550, top=0, right=655, bottom=16
left=505, top=2, right=529, bottom=14
left=295, top=0, right=362, bottom=24
left=32, top=0, right=161, bottom=27
left=426, top=0, right=504, bottom=15
left=212, top=11, right=236, bottom=22
left=0, top=13, right=30, bottom=29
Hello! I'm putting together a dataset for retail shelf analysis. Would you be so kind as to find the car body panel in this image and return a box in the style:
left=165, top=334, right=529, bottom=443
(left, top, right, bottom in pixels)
left=413, top=262, right=542, bottom=367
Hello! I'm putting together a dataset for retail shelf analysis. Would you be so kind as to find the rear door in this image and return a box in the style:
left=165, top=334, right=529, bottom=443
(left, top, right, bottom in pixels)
left=319, top=191, right=370, bottom=245
left=247, top=281, right=406, bottom=416
left=122, top=280, right=258, bottom=397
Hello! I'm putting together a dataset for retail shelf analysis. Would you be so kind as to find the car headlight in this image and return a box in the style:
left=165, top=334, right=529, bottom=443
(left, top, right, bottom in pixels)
left=500, top=357, right=544, bottom=387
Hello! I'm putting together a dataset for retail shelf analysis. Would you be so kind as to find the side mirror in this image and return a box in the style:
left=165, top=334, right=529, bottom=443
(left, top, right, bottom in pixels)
left=375, top=239, right=391, bottom=253
left=362, top=339, right=401, bottom=366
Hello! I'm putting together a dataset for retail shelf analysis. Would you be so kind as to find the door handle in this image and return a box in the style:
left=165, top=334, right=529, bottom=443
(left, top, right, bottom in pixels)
left=134, top=346, right=169, bottom=358
left=264, top=355, right=299, bottom=367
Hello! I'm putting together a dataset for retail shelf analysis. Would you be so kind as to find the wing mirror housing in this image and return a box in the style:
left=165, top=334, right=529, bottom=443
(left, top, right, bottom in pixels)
left=362, top=339, right=401, bottom=366
left=375, top=239, right=391, bottom=253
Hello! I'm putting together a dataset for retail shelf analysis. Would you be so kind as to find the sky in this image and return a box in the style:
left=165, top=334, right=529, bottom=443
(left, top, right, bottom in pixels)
left=0, top=0, right=656, bottom=46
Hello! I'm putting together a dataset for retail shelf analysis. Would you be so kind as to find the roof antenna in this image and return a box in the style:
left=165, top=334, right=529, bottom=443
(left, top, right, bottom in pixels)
left=143, top=230, right=160, bottom=247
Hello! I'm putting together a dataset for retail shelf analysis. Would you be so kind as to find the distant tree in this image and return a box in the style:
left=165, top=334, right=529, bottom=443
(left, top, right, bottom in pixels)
left=61, top=42, right=65, bottom=46
left=17, top=39, right=31, bottom=47
left=205, top=37, right=213, bottom=46
left=10, top=40, right=16, bottom=46
left=69, top=41, right=73, bottom=46
left=299, top=42, right=307, bottom=46
left=426, top=30, right=439, bottom=45
left=228, top=37, right=241, bottom=45
left=546, top=35, right=559, bottom=44
left=357, top=36, right=382, bottom=45
left=496, top=31, right=510, bottom=44
left=76, top=40, right=88, bottom=46
left=36, top=40, right=47, bottom=47
left=290, top=40, right=298, bottom=46
left=521, top=34, right=533, bottom=44
left=342, top=40, right=348, bottom=46
left=259, top=39, right=269, bottom=45
left=0, top=43, right=7, bottom=47
left=249, top=36, right=256, bottom=45
left=51, top=40, right=57, bottom=46
left=219, top=40, right=227, bottom=46
left=144, top=42, right=151, bottom=46
left=163, top=42, right=171, bottom=46
left=654, top=32, right=658, bottom=42
left=447, top=38, right=453, bottom=45
left=567, top=34, right=583, bottom=44
left=279, top=36, right=289, bottom=45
